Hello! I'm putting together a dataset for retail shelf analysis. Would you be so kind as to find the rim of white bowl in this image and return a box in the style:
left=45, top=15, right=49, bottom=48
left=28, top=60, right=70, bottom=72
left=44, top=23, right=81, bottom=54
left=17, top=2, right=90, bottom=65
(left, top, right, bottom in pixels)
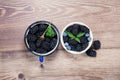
left=61, top=22, right=93, bottom=54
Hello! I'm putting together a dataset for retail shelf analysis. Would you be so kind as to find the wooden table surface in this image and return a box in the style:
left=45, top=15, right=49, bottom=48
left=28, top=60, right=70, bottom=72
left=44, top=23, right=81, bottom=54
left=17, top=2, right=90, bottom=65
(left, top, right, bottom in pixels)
left=0, top=0, right=120, bottom=80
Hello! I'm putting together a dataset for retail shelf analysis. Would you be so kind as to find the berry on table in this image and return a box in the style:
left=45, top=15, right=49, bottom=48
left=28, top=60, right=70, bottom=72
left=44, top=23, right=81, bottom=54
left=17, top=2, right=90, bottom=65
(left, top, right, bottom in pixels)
left=93, top=40, right=101, bottom=50
left=86, top=49, right=97, bottom=57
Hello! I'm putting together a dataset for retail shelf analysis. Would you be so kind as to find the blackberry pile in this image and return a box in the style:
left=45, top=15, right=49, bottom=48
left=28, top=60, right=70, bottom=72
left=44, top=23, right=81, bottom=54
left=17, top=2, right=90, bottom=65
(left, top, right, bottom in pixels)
left=86, top=40, right=101, bottom=57
left=26, top=23, right=57, bottom=54
left=63, top=24, right=91, bottom=52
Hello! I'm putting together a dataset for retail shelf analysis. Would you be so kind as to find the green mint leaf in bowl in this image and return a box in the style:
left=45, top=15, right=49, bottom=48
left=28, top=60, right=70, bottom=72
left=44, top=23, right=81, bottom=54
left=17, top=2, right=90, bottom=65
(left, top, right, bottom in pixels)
left=76, top=32, right=85, bottom=38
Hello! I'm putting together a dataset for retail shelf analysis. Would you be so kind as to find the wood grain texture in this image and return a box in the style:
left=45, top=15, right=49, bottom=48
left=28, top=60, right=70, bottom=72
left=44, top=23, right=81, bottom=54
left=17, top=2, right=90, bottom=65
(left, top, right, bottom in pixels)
left=0, top=0, right=120, bottom=80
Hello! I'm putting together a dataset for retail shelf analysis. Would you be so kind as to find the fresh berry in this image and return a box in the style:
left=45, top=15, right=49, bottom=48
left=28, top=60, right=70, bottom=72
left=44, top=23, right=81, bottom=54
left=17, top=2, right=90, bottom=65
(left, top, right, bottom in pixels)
left=30, top=26, right=38, bottom=34
left=93, top=40, right=101, bottom=50
left=85, top=33, right=90, bottom=37
left=36, top=48, right=47, bottom=53
left=63, top=32, right=67, bottom=36
left=63, top=36, right=69, bottom=42
left=29, top=42, right=37, bottom=51
left=82, top=43, right=88, bottom=50
left=76, top=44, right=82, bottom=51
left=80, top=25, right=89, bottom=33
left=36, top=39, right=43, bottom=47
left=64, top=42, right=69, bottom=47
left=86, top=49, right=97, bottom=57
left=87, top=37, right=91, bottom=42
left=39, top=24, right=48, bottom=31
left=70, top=45, right=76, bottom=51
left=72, top=28, right=79, bottom=35
left=42, top=42, right=50, bottom=51
left=50, top=40, right=57, bottom=49
left=72, top=24, right=79, bottom=29
left=80, top=36, right=88, bottom=43
left=36, top=31, right=44, bottom=37
left=69, top=39, right=78, bottom=45
left=27, top=34, right=37, bottom=42
left=66, top=26, right=73, bottom=32
left=45, top=37, right=51, bottom=42
left=66, top=45, right=71, bottom=50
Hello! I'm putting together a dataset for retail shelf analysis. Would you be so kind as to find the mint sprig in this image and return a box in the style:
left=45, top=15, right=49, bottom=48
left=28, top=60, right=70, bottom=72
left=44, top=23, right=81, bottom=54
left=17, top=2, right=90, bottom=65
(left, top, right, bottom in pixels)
left=45, top=24, right=55, bottom=37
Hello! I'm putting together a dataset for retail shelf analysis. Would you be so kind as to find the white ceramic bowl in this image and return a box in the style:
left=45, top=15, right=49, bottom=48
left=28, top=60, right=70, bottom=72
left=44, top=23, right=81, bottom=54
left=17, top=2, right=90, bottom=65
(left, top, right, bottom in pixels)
left=61, top=22, right=93, bottom=54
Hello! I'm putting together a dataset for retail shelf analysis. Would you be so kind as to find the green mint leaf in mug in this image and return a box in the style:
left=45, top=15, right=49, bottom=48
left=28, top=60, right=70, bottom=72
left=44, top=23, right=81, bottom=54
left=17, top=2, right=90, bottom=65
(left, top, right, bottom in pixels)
left=76, top=32, right=85, bottom=38
left=45, top=24, right=55, bottom=37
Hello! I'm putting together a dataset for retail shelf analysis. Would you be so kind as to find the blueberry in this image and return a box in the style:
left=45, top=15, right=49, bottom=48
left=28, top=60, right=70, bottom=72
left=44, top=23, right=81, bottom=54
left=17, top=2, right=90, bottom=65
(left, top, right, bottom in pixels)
left=68, top=39, right=78, bottom=45
left=27, top=34, right=37, bottom=42
left=42, top=42, right=50, bottom=51
left=93, top=40, right=101, bottom=50
left=85, top=33, right=90, bottom=37
left=72, top=28, right=79, bottom=35
left=28, top=42, right=37, bottom=51
left=66, top=45, right=71, bottom=50
left=63, top=36, right=69, bottom=42
left=64, top=42, right=69, bottom=47
left=63, top=32, right=67, bottom=36
left=80, top=36, right=88, bottom=43
left=76, top=44, right=82, bottom=51
left=36, top=48, right=47, bottom=53
left=30, top=26, right=39, bottom=34
left=80, top=25, right=89, bottom=33
left=36, top=39, right=43, bottom=47
left=87, top=37, right=91, bottom=42
left=86, top=49, right=97, bottom=57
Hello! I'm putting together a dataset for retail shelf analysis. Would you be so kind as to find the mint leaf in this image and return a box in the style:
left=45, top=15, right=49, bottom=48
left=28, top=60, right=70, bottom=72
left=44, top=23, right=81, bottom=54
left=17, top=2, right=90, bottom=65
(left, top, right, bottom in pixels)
left=65, top=31, right=75, bottom=39
left=76, top=32, right=85, bottom=38
left=75, top=38, right=80, bottom=43
left=45, top=24, right=55, bottom=37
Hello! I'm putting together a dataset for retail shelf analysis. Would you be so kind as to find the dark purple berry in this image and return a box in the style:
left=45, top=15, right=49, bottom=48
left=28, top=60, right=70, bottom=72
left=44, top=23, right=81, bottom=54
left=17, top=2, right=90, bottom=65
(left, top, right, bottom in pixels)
left=93, top=40, right=101, bottom=50
left=50, top=40, right=57, bottom=49
left=45, top=37, right=51, bottom=42
left=36, top=48, right=47, bottom=53
left=69, top=39, right=78, bottom=45
left=80, top=25, right=89, bottom=33
left=27, top=34, right=37, bottom=42
left=36, top=31, right=44, bottom=37
left=36, top=39, right=43, bottom=47
left=72, top=28, right=79, bottom=35
left=30, top=26, right=38, bottom=34
left=76, top=44, right=82, bottom=51
left=29, top=42, right=37, bottom=51
left=72, top=24, right=79, bottom=29
left=86, top=49, right=97, bottom=57
left=80, top=37, right=88, bottom=43
left=63, top=36, right=69, bottom=42
left=42, top=42, right=50, bottom=51
left=66, top=26, right=73, bottom=32
left=82, top=43, right=88, bottom=50
left=39, top=24, right=48, bottom=31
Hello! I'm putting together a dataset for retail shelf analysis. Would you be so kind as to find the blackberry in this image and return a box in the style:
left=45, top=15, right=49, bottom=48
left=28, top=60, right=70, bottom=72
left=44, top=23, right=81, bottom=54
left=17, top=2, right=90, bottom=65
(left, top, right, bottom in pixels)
left=42, top=42, right=50, bottom=51
left=36, top=48, right=47, bottom=53
left=68, top=39, right=78, bottom=45
left=63, top=36, right=69, bottom=42
left=72, top=24, right=79, bottom=29
left=82, top=43, right=88, bottom=50
left=27, top=34, right=37, bottom=42
left=93, top=40, right=101, bottom=50
left=72, top=28, right=78, bottom=35
left=76, top=44, right=82, bottom=51
left=71, top=45, right=76, bottom=51
left=30, top=26, right=38, bottom=34
left=36, top=31, right=44, bottom=37
left=50, top=40, right=57, bottom=49
left=80, top=25, right=89, bottom=33
left=66, top=26, right=73, bottom=32
left=80, top=36, right=88, bottom=43
left=36, top=39, right=43, bottom=47
left=45, top=37, right=51, bottom=42
left=28, top=42, right=37, bottom=51
left=39, top=24, right=48, bottom=31
left=86, top=49, right=97, bottom=57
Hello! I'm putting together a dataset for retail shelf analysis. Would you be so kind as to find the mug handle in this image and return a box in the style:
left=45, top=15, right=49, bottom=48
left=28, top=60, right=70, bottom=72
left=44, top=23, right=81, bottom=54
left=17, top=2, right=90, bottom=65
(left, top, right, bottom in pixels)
left=39, top=56, right=44, bottom=63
